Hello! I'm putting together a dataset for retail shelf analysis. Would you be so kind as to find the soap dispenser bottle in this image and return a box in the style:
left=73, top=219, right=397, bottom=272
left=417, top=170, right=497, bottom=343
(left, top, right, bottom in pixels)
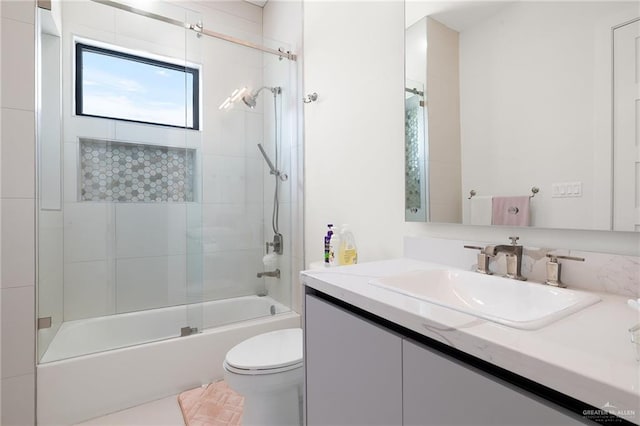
left=338, top=224, right=358, bottom=265
left=324, top=224, right=334, bottom=264
left=329, top=231, right=340, bottom=266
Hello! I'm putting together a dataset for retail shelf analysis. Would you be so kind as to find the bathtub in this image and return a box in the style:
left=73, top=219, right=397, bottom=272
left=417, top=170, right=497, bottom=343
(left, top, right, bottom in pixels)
left=37, top=295, right=301, bottom=425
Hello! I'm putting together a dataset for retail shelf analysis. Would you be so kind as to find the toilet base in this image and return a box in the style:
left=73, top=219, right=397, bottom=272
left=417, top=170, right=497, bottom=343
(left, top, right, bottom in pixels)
left=223, top=364, right=303, bottom=426
left=242, top=384, right=302, bottom=426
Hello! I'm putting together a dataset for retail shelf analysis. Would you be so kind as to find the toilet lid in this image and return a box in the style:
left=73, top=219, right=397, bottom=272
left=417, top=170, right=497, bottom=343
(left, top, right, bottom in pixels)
left=225, top=328, right=302, bottom=372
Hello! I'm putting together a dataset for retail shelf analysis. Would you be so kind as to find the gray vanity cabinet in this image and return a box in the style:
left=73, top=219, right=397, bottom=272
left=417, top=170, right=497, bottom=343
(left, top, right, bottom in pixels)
left=305, top=294, right=403, bottom=425
left=402, top=339, right=586, bottom=425
left=305, top=292, right=588, bottom=426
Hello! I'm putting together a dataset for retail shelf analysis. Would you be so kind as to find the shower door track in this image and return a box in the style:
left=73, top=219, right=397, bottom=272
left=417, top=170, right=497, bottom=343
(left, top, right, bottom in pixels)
left=91, top=0, right=297, bottom=61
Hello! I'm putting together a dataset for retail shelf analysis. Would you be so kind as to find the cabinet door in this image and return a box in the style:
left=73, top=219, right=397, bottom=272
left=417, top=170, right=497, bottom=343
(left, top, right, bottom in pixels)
left=402, top=340, right=587, bottom=425
left=305, top=295, right=403, bottom=426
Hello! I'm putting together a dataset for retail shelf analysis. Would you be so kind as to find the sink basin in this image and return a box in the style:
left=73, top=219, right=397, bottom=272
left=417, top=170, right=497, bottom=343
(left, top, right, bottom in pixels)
left=369, top=269, right=600, bottom=330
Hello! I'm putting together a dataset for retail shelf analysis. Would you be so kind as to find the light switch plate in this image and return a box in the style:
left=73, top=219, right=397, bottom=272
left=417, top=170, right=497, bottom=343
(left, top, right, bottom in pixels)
left=552, top=182, right=582, bottom=198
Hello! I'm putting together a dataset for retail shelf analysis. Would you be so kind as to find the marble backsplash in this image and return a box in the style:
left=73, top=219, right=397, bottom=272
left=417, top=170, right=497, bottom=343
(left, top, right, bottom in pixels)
left=404, top=236, right=640, bottom=298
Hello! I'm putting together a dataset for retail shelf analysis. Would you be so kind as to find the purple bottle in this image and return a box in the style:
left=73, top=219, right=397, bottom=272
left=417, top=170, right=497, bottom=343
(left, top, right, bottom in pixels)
left=324, top=224, right=334, bottom=264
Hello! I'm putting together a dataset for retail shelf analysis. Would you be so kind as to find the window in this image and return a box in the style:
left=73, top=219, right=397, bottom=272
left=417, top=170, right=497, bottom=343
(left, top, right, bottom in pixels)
left=75, top=42, right=200, bottom=130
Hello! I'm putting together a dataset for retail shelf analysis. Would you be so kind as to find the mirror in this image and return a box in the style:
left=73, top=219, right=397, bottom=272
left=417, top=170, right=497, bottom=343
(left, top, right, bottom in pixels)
left=405, top=1, right=640, bottom=231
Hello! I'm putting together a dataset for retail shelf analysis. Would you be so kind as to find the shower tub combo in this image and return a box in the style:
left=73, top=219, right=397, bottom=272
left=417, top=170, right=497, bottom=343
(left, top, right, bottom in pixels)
left=35, top=0, right=302, bottom=424
left=37, top=296, right=300, bottom=425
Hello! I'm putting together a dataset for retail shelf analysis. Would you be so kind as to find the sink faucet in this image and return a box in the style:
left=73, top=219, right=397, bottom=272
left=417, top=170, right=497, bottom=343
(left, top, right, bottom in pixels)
left=257, top=269, right=280, bottom=279
left=484, top=236, right=527, bottom=281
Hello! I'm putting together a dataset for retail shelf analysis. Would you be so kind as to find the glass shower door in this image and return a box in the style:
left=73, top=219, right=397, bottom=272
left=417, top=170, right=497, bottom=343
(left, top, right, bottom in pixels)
left=37, top=0, right=204, bottom=363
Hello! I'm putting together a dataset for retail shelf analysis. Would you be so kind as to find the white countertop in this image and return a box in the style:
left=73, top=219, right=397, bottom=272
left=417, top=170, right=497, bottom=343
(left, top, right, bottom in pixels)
left=301, top=258, right=640, bottom=422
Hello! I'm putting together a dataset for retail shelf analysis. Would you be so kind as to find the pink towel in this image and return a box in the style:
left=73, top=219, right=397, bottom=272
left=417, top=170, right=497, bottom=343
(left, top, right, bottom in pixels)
left=491, top=196, right=531, bottom=226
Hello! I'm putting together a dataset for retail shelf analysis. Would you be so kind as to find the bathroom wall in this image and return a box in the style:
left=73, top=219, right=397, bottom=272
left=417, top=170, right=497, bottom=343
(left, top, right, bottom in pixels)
left=303, top=0, right=640, bottom=270
left=303, top=0, right=406, bottom=265
left=58, top=1, right=268, bottom=321
left=0, top=1, right=36, bottom=424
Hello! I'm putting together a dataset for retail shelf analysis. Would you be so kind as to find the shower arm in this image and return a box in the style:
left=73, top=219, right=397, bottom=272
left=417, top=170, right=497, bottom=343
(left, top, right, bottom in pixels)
left=247, top=87, right=281, bottom=105
left=253, top=86, right=281, bottom=97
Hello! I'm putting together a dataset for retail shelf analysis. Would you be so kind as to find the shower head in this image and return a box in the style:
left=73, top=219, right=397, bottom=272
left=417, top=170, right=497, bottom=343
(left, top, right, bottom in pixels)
left=242, top=94, right=257, bottom=108
left=241, top=86, right=281, bottom=109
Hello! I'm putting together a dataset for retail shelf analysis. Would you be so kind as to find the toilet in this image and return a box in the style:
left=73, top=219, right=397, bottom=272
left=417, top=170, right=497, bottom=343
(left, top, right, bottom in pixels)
left=223, top=328, right=303, bottom=426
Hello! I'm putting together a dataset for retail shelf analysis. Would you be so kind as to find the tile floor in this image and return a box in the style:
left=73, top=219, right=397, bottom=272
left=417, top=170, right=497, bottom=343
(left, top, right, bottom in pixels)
left=75, top=395, right=185, bottom=426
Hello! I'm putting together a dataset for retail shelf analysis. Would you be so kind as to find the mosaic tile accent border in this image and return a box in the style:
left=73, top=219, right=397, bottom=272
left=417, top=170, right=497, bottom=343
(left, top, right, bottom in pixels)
left=79, top=138, right=195, bottom=202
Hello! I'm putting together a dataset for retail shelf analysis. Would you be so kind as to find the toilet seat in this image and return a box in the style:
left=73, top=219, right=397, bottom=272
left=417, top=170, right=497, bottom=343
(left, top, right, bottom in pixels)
left=224, top=328, right=302, bottom=376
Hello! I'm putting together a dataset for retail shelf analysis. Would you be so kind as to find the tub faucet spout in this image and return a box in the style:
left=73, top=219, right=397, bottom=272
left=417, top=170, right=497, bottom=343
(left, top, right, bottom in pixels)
left=257, top=269, right=280, bottom=279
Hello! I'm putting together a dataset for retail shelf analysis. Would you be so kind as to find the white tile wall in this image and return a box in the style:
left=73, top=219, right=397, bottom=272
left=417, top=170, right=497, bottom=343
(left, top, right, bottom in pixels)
left=114, top=8, right=189, bottom=52
left=1, top=108, right=34, bottom=198
left=62, top=142, right=79, bottom=202
left=1, top=1, right=36, bottom=423
left=113, top=122, right=200, bottom=150
left=1, top=199, right=35, bottom=288
left=62, top=0, right=116, bottom=34
left=64, top=261, right=114, bottom=320
left=188, top=0, right=263, bottom=30
left=64, top=203, right=114, bottom=262
left=115, top=255, right=187, bottom=313
left=63, top=118, right=116, bottom=150
left=1, top=0, right=35, bottom=25
left=211, top=110, right=247, bottom=156
left=202, top=155, right=263, bottom=204
left=115, top=203, right=187, bottom=258
left=0, top=17, right=35, bottom=111
left=201, top=203, right=263, bottom=252
left=200, top=249, right=265, bottom=300
left=1, top=286, right=34, bottom=379
left=245, top=111, right=264, bottom=158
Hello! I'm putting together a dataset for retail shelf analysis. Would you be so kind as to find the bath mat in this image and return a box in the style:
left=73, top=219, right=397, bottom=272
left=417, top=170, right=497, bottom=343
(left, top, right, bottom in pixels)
left=177, top=381, right=244, bottom=426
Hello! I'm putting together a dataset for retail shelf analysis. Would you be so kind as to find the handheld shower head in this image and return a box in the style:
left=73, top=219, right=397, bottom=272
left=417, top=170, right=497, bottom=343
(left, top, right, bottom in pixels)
left=241, top=86, right=281, bottom=109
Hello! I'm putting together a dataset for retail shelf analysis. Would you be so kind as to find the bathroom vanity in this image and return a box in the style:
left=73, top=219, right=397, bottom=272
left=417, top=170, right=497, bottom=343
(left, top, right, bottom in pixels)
left=301, top=243, right=640, bottom=425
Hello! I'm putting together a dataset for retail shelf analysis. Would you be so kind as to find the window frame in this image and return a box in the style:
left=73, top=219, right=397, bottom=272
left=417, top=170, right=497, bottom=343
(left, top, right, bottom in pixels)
left=75, top=42, right=200, bottom=130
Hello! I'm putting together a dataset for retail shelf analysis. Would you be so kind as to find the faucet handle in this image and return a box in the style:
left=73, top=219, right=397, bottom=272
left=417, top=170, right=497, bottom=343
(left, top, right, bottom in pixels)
left=544, top=254, right=584, bottom=287
left=464, top=245, right=493, bottom=275
left=508, top=236, right=520, bottom=245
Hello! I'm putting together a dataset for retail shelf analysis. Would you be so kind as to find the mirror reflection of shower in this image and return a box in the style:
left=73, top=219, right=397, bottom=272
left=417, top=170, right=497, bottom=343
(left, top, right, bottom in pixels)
left=219, top=85, right=286, bottom=256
